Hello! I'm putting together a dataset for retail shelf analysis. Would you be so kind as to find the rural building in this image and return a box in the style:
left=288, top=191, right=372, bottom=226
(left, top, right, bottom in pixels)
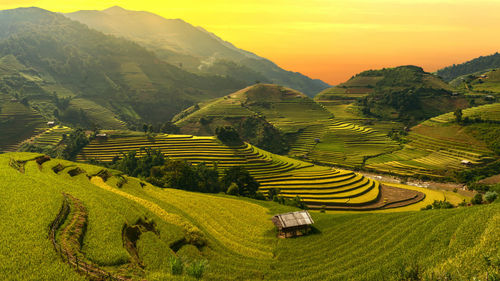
left=461, top=160, right=472, bottom=166
left=272, top=210, right=314, bottom=238
left=47, top=121, right=56, bottom=127
left=95, top=133, right=108, bottom=140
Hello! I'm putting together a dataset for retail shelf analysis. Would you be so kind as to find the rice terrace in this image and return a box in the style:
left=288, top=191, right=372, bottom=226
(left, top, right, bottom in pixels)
left=0, top=2, right=499, bottom=281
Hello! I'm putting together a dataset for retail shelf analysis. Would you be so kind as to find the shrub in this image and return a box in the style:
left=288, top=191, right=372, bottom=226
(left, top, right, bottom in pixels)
left=226, top=182, right=239, bottom=195
left=471, top=193, right=483, bottom=205
left=485, top=191, right=498, bottom=203
left=169, top=256, right=183, bottom=275
left=186, top=260, right=208, bottom=279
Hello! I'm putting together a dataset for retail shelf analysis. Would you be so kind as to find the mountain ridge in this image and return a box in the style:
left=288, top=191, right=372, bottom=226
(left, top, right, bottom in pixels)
left=65, top=6, right=330, bottom=96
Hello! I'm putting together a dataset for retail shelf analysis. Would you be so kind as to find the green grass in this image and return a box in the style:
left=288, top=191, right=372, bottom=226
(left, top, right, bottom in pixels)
left=0, top=153, right=498, bottom=280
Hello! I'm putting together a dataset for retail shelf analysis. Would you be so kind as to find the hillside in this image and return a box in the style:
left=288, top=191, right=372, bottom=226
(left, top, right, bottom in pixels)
left=174, top=84, right=333, bottom=153
left=450, top=68, right=500, bottom=99
left=315, top=65, right=466, bottom=123
left=437, top=52, right=500, bottom=82
left=64, top=6, right=330, bottom=97
left=0, top=7, right=246, bottom=149
left=0, top=152, right=498, bottom=280
left=76, top=132, right=420, bottom=210
left=365, top=103, right=500, bottom=179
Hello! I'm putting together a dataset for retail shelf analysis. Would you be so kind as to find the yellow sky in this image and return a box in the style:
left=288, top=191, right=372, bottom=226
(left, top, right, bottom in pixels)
left=1, top=0, right=499, bottom=84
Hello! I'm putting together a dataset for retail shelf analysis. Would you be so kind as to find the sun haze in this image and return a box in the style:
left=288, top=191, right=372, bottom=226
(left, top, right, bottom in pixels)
left=0, top=0, right=499, bottom=84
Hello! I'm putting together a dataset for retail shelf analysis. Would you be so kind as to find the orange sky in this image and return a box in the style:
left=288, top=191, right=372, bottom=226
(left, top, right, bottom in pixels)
left=0, top=0, right=499, bottom=84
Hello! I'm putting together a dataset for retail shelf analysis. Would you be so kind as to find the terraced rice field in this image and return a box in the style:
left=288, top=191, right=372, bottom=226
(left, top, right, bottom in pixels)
left=308, top=121, right=400, bottom=168
left=31, top=126, right=72, bottom=147
left=0, top=101, right=47, bottom=152
left=77, top=134, right=385, bottom=208
left=1, top=152, right=497, bottom=281
left=425, top=102, right=500, bottom=124
left=366, top=105, right=498, bottom=177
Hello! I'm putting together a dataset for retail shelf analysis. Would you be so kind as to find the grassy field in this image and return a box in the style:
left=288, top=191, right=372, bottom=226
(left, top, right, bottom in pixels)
left=0, top=152, right=498, bottom=280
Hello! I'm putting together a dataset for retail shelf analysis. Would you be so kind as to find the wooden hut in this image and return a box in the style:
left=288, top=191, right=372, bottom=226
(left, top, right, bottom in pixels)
left=272, top=210, right=314, bottom=238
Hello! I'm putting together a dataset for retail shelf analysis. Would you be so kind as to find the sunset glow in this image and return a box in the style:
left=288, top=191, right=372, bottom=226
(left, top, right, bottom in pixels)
left=1, top=0, right=499, bottom=84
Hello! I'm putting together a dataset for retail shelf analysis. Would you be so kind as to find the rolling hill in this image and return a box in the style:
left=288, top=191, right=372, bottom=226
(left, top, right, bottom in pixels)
left=0, top=7, right=247, bottom=150
left=437, top=52, right=500, bottom=82
left=315, top=65, right=467, bottom=123
left=0, top=152, right=497, bottom=280
left=64, top=6, right=330, bottom=97
left=173, top=84, right=333, bottom=153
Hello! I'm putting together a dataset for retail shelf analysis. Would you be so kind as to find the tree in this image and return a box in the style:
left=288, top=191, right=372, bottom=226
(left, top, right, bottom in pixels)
left=222, top=166, right=259, bottom=197
left=471, top=193, right=483, bottom=205
left=142, top=124, right=149, bottom=133
left=485, top=191, right=498, bottom=203
left=215, top=126, right=243, bottom=145
left=161, top=121, right=180, bottom=134
left=454, top=109, right=463, bottom=123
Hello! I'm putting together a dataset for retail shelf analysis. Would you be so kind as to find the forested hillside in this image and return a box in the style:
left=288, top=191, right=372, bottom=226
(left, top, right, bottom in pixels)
left=65, top=6, right=330, bottom=97
left=437, top=52, right=500, bottom=82
left=0, top=7, right=245, bottom=129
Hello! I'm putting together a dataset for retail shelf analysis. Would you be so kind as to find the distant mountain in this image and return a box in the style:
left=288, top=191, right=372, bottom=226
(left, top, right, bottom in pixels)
left=65, top=6, right=330, bottom=97
left=0, top=7, right=245, bottom=131
left=436, top=52, right=500, bottom=82
left=316, top=65, right=466, bottom=122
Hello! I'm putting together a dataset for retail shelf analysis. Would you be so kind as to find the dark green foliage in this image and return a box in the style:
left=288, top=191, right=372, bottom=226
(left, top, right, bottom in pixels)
left=160, top=121, right=180, bottom=134
left=215, top=126, right=243, bottom=145
left=61, top=128, right=90, bottom=160
left=421, top=200, right=454, bottom=210
left=454, top=109, right=463, bottom=123
left=471, top=193, right=483, bottom=205
left=169, top=256, right=183, bottom=275
left=276, top=195, right=307, bottom=209
left=485, top=191, right=498, bottom=203
left=186, top=260, right=207, bottom=279
left=455, top=160, right=500, bottom=183
left=110, top=149, right=221, bottom=193
left=437, top=52, right=500, bottom=81
left=221, top=166, right=259, bottom=197
left=238, top=116, right=289, bottom=154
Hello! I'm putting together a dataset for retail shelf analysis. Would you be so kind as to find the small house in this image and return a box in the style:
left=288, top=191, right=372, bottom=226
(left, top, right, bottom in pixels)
left=272, top=210, right=314, bottom=238
left=47, top=121, right=56, bottom=127
left=461, top=160, right=472, bottom=166
left=451, top=92, right=459, bottom=96
left=95, top=133, right=108, bottom=140
left=485, top=95, right=495, bottom=101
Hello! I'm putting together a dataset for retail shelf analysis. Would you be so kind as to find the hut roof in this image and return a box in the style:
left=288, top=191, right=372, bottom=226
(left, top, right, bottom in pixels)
left=272, top=210, right=314, bottom=230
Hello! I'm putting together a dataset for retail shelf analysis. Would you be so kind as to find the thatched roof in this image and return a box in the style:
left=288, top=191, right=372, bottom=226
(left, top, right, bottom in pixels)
left=272, top=210, right=314, bottom=230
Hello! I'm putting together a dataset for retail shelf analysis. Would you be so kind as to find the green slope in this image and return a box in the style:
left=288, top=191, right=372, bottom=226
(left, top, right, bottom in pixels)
left=315, top=65, right=466, bottom=123
left=0, top=7, right=245, bottom=131
left=64, top=6, right=330, bottom=97
left=437, top=52, right=500, bottom=82
left=174, top=84, right=333, bottom=153
left=366, top=103, right=500, bottom=178
left=0, top=152, right=498, bottom=280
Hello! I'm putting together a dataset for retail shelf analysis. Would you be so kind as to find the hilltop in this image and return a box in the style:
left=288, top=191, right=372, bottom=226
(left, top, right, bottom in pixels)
left=65, top=6, right=330, bottom=97
left=0, top=7, right=246, bottom=150
left=316, top=65, right=465, bottom=123
left=437, top=52, right=500, bottom=82
left=0, top=152, right=497, bottom=280
left=174, top=84, right=332, bottom=153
